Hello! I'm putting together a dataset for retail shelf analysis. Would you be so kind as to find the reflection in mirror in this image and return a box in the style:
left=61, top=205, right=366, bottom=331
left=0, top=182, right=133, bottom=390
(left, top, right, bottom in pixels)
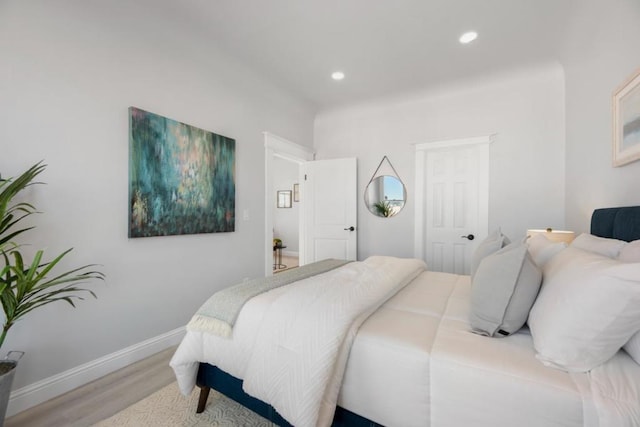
left=365, top=175, right=407, bottom=217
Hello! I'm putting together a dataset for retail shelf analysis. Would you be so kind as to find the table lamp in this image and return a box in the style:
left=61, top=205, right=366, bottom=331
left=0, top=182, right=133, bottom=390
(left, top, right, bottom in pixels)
left=526, top=228, right=576, bottom=244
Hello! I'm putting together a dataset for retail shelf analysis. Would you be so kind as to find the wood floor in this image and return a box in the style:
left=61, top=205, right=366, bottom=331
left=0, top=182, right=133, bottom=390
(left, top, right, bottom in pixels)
left=5, top=346, right=177, bottom=427
left=6, top=259, right=299, bottom=426
left=273, top=255, right=299, bottom=273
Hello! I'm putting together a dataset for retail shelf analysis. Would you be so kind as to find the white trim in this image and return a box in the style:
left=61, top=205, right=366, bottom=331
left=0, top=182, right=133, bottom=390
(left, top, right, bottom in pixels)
left=413, top=149, right=426, bottom=258
left=476, top=141, right=491, bottom=249
left=7, top=327, right=185, bottom=417
left=264, top=132, right=314, bottom=162
left=264, top=132, right=314, bottom=276
left=414, top=135, right=494, bottom=262
left=281, top=250, right=299, bottom=257
left=413, top=134, right=496, bottom=151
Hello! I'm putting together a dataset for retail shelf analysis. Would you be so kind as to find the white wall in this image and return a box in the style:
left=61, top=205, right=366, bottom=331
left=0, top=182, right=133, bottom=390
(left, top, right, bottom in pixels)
left=4, top=0, right=636, bottom=414
left=0, top=0, right=314, bottom=404
left=273, top=157, right=300, bottom=254
left=314, top=64, right=566, bottom=260
left=563, top=0, right=640, bottom=232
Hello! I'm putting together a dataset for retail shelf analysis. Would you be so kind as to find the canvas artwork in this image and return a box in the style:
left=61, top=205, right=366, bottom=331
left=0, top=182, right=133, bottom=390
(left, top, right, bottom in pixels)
left=622, top=84, right=640, bottom=149
left=128, top=107, right=235, bottom=237
left=613, top=69, right=640, bottom=166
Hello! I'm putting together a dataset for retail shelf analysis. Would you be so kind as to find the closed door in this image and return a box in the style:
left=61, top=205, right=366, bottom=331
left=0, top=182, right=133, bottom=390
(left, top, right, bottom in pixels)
left=302, top=158, right=357, bottom=262
left=415, top=136, right=492, bottom=274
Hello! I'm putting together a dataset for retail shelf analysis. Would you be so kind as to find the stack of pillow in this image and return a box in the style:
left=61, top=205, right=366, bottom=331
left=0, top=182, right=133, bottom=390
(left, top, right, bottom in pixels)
left=469, top=229, right=541, bottom=337
left=469, top=230, right=640, bottom=372
left=529, top=233, right=640, bottom=371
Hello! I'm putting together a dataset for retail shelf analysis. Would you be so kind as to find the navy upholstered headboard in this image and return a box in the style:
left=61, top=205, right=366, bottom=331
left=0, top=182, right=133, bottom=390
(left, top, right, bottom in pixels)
left=591, top=206, right=640, bottom=242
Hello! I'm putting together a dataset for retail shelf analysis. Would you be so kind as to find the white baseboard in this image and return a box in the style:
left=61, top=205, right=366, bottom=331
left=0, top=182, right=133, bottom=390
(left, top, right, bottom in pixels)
left=7, top=326, right=185, bottom=417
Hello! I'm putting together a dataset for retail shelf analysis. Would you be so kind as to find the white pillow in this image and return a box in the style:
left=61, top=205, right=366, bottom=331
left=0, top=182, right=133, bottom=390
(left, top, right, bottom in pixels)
left=527, top=233, right=567, bottom=268
left=624, top=331, right=640, bottom=365
left=470, top=241, right=542, bottom=337
left=570, top=233, right=627, bottom=258
left=528, top=247, right=640, bottom=372
left=471, top=228, right=510, bottom=278
left=618, top=240, right=640, bottom=263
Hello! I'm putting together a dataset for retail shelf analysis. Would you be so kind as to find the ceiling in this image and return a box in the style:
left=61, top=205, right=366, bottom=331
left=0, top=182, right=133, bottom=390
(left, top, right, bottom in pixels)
left=139, top=0, right=578, bottom=111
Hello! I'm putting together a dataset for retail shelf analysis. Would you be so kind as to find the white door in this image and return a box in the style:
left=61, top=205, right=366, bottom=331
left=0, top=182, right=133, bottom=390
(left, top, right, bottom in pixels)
left=415, top=136, right=492, bottom=274
left=302, top=158, right=357, bottom=263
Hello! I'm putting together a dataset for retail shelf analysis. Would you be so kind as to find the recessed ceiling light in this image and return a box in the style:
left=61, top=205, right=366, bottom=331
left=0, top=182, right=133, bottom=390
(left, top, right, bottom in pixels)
left=459, top=31, right=478, bottom=44
left=331, top=71, right=345, bottom=81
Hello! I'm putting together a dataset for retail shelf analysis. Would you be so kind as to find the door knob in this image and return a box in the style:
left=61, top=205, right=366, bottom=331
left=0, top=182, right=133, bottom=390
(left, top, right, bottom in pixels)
left=461, top=234, right=475, bottom=240
left=344, top=226, right=355, bottom=231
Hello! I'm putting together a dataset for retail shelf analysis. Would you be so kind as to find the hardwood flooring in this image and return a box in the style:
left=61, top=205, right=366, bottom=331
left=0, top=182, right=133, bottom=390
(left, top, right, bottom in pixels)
left=5, top=346, right=177, bottom=427
left=273, top=255, right=299, bottom=273
left=6, top=260, right=299, bottom=426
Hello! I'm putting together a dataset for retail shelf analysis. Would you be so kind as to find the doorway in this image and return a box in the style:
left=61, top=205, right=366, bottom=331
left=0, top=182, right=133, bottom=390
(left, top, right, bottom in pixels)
left=272, top=156, right=301, bottom=273
left=264, top=132, right=314, bottom=276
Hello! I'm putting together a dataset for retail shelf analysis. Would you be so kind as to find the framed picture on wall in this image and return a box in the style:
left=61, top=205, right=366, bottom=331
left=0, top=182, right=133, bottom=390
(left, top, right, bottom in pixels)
left=128, top=107, right=236, bottom=237
left=613, top=68, right=640, bottom=167
left=293, top=183, right=300, bottom=202
left=277, top=190, right=292, bottom=208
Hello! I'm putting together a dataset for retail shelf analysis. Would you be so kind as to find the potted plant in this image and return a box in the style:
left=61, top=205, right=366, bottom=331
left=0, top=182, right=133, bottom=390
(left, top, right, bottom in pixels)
left=373, top=200, right=393, bottom=217
left=0, top=162, right=103, bottom=421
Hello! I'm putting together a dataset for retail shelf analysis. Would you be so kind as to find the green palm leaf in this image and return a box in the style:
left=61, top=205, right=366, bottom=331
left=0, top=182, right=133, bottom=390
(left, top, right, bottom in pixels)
left=0, top=162, right=103, bottom=349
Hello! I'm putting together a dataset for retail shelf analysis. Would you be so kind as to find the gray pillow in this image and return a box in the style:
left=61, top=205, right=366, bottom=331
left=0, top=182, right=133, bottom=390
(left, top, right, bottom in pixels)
left=470, top=241, right=542, bottom=337
left=470, top=228, right=510, bottom=278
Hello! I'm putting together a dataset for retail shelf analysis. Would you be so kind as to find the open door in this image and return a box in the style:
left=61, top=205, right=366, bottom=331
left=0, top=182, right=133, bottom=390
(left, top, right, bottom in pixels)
left=264, top=133, right=314, bottom=276
left=264, top=133, right=357, bottom=274
left=302, top=158, right=358, bottom=263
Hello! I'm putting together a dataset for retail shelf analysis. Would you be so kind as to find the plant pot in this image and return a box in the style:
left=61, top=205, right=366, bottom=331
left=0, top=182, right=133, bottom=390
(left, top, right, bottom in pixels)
left=0, top=352, right=23, bottom=425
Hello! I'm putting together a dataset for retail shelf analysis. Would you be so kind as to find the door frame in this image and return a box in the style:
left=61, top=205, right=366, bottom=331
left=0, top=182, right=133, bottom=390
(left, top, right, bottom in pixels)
left=414, top=135, right=494, bottom=263
left=264, top=132, right=314, bottom=276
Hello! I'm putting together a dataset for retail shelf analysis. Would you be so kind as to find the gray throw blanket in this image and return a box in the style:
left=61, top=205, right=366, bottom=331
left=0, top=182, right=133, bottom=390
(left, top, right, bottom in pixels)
left=186, top=259, right=350, bottom=338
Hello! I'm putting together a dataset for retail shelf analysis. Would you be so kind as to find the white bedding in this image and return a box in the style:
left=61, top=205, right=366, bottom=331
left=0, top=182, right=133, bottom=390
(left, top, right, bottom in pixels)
left=242, top=256, right=425, bottom=427
left=171, top=262, right=640, bottom=427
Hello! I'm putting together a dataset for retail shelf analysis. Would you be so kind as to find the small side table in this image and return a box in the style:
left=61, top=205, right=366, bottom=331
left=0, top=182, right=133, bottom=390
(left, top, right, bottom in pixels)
left=273, top=245, right=287, bottom=270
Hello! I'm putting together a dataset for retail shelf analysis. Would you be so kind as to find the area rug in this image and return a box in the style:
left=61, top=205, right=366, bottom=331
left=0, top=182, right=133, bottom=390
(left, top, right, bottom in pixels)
left=93, top=382, right=274, bottom=426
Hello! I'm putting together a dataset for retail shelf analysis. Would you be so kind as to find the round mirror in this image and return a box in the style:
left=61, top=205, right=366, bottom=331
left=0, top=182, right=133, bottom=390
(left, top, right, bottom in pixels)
left=365, top=175, right=407, bottom=218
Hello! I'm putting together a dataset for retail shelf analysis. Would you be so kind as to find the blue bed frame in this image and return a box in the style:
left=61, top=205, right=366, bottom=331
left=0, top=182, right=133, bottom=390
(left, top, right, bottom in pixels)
left=196, top=364, right=381, bottom=426
left=194, top=206, right=640, bottom=426
left=590, top=206, right=640, bottom=242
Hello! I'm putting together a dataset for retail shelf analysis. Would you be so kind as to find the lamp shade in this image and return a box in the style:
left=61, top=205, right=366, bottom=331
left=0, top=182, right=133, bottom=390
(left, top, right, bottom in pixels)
left=527, top=228, right=575, bottom=244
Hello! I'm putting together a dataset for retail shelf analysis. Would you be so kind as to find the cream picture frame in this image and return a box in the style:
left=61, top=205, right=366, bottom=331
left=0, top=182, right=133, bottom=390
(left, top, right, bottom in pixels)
left=613, top=68, right=640, bottom=167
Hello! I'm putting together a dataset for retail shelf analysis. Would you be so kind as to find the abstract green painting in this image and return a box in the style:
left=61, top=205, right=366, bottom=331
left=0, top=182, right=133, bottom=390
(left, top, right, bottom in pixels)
left=128, top=107, right=235, bottom=237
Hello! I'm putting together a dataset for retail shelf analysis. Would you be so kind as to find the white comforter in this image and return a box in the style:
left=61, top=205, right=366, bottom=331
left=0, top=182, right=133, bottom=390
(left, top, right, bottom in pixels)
left=171, top=262, right=640, bottom=427
left=172, top=256, right=425, bottom=427
left=341, top=270, right=640, bottom=427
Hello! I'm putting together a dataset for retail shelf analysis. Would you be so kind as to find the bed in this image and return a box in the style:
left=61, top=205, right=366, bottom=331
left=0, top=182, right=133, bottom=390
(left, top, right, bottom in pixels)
left=170, top=206, right=640, bottom=426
